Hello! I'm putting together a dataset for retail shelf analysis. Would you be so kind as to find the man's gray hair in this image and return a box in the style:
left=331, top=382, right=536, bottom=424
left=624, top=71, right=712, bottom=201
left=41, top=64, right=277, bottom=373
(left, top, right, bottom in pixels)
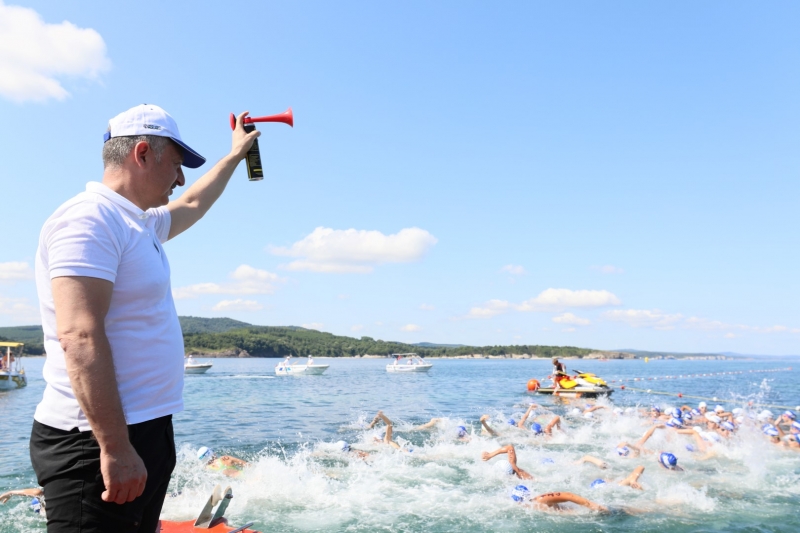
left=102, top=135, right=172, bottom=169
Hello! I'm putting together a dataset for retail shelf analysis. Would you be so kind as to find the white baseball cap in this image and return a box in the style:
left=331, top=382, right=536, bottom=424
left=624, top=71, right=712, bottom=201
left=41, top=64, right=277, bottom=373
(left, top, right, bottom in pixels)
left=103, top=104, right=206, bottom=168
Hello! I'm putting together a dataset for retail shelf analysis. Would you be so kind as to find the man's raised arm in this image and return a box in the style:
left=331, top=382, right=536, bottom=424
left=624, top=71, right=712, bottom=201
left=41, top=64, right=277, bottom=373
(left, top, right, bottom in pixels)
left=53, top=276, right=147, bottom=505
left=167, top=111, right=261, bottom=240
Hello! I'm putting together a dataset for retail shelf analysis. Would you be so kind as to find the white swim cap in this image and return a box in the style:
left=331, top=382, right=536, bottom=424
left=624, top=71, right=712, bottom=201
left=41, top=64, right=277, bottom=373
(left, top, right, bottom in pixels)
left=197, top=446, right=213, bottom=461
left=457, top=426, right=468, bottom=438
left=336, top=440, right=350, bottom=452
left=590, top=478, right=607, bottom=489
left=616, top=446, right=630, bottom=456
left=732, top=408, right=743, bottom=415
left=613, top=407, right=624, bottom=415
left=496, top=459, right=514, bottom=475
left=511, top=485, right=531, bottom=502
left=714, top=405, right=725, bottom=413
left=757, top=409, right=773, bottom=420
left=570, top=408, right=581, bottom=416
left=698, top=402, right=707, bottom=409
left=583, top=411, right=595, bottom=419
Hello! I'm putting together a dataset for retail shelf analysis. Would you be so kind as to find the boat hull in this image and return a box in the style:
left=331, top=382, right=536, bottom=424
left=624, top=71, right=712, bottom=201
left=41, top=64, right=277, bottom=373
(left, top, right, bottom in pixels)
left=386, top=364, right=433, bottom=373
left=534, top=386, right=612, bottom=398
left=0, top=372, right=27, bottom=389
left=275, top=364, right=329, bottom=376
left=185, top=364, right=212, bottom=374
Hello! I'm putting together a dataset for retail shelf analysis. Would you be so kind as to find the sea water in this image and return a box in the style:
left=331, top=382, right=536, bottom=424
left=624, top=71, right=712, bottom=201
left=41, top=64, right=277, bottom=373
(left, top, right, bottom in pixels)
left=1, top=357, right=798, bottom=532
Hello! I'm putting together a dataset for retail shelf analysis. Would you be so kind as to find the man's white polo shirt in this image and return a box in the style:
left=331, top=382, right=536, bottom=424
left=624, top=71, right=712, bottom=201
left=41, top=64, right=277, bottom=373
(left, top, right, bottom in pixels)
left=34, top=182, right=184, bottom=431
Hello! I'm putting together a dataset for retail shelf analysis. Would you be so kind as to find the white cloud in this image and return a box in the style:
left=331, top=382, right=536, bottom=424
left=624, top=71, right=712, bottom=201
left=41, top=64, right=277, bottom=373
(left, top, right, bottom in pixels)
left=351, top=324, right=364, bottom=332
left=465, top=289, right=620, bottom=319
left=302, top=323, right=324, bottom=331
left=212, top=299, right=263, bottom=312
left=501, top=264, right=526, bottom=275
left=270, top=227, right=437, bottom=273
left=419, top=303, right=435, bottom=311
left=562, top=327, right=577, bottom=332
left=552, top=313, right=591, bottom=326
left=603, top=309, right=684, bottom=330
left=0, top=261, right=33, bottom=280
left=591, top=265, right=625, bottom=275
left=518, top=289, right=621, bottom=311
left=0, top=2, right=111, bottom=103
left=0, top=297, right=39, bottom=322
left=401, top=324, right=421, bottom=332
left=173, top=265, right=283, bottom=300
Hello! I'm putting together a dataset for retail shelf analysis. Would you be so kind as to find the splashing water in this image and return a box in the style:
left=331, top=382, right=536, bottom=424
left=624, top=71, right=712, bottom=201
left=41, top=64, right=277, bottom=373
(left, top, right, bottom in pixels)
left=1, top=357, right=799, bottom=532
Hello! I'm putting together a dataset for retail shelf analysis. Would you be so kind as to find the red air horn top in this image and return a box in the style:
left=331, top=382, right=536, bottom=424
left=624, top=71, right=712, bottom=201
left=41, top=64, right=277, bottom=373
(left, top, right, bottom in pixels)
left=229, top=108, right=294, bottom=130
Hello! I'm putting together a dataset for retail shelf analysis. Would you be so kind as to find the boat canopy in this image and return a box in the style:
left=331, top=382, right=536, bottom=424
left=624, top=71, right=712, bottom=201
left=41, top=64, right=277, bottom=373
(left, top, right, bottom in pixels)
left=0, top=342, right=24, bottom=348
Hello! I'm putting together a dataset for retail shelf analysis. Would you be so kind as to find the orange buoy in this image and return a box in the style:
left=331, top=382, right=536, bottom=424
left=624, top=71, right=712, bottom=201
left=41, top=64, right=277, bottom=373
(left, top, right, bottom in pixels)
left=527, top=379, right=540, bottom=392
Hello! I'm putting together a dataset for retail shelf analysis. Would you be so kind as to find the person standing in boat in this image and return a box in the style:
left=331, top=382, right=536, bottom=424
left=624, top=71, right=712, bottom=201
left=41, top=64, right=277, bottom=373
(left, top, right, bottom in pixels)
left=30, top=105, right=260, bottom=533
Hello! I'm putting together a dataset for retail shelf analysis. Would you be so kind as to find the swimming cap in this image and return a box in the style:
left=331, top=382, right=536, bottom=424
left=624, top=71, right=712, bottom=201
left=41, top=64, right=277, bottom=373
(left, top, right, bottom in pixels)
left=197, top=446, right=213, bottom=461
left=507, top=418, right=517, bottom=426
left=336, top=440, right=351, bottom=452
left=791, top=421, right=800, bottom=432
left=732, top=408, right=743, bottom=416
left=624, top=407, right=635, bottom=414
left=590, top=479, right=607, bottom=489
left=613, top=407, right=624, bottom=415
left=659, top=452, right=678, bottom=469
left=541, top=457, right=555, bottom=464
left=531, top=422, right=543, bottom=434
left=457, top=426, right=468, bottom=438
left=693, top=426, right=703, bottom=433
left=670, top=408, right=683, bottom=418
left=702, top=431, right=722, bottom=443
left=570, top=408, right=581, bottom=416
left=784, top=410, right=796, bottom=420
left=30, top=497, right=42, bottom=514
left=705, top=413, right=721, bottom=424
left=720, top=421, right=735, bottom=431
left=683, top=411, right=693, bottom=421
left=650, top=406, right=661, bottom=414
left=714, top=405, right=725, bottom=413
left=511, top=485, right=531, bottom=502
left=698, top=402, right=707, bottom=409
left=763, top=425, right=779, bottom=437
left=616, top=446, right=630, bottom=456
left=496, top=459, right=514, bottom=475
left=666, top=418, right=683, bottom=428
left=757, top=410, right=773, bottom=421
left=685, top=444, right=695, bottom=452
left=691, top=408, right=701, bottom=416
left=583, top=411, right=595, bottom=419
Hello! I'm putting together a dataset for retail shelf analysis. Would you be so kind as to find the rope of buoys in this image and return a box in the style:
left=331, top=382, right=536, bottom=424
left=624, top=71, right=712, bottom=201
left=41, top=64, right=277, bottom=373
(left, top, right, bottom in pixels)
left=607, top=367, right=791, bottom=384
left=617, top=385, right=797, bottom=410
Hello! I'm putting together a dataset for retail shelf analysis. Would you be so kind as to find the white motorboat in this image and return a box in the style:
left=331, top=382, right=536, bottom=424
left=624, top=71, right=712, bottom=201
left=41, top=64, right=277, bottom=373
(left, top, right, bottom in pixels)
left=386, top=353, right=432, bottom=373
left=275, top=356, right=329, bottom=376
left=185, top=355, right=213, bottom=374
left=0, top=342, right=27, bottom=390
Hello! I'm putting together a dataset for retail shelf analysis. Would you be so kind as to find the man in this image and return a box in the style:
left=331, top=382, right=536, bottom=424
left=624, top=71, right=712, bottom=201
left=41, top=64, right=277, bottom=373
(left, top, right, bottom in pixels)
left=30, top=104, right=259, bottom=532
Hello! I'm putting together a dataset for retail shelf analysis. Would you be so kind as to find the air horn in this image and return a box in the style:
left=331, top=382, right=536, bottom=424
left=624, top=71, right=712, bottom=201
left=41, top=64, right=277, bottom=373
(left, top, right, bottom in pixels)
left=229, top=108, right=293, bottom=181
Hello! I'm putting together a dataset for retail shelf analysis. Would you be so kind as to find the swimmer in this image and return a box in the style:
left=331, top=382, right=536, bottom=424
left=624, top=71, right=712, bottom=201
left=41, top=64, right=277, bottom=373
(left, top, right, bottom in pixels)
left=480, top=414, right=499, bottom=437
left=616, top=424, right=665, bottom=457
left=197, top=446, right=249, bottom=478
left=482, top=444, right=533, bottom=480
left=575, top=455, right=608, bottom=469
left=0, top=487, right=45, bottom=517
left=517, top=405, right=562, bottom=436
left=777, top=410, right=797, bottom=429
left=657, top=452, right=684, bottom=472
left=513, top=489, right=641, bottom=514
left=589, top=465, right=646, bottom=490
left=410, top=418, right=471, bottom=441
left=366, top=410, right=402, bottom=449
left=334, top=440, right=370, bottom=459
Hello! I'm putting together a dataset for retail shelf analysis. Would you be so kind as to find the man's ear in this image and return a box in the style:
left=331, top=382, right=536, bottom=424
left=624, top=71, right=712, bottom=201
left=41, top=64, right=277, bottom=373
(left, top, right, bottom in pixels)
left=132, top=141, right=150, bottom=168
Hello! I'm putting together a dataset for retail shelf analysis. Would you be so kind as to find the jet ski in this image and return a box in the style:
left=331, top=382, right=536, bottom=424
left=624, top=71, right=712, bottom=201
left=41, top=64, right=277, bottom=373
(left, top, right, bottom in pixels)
left=528, top=370, right=613, bottom=398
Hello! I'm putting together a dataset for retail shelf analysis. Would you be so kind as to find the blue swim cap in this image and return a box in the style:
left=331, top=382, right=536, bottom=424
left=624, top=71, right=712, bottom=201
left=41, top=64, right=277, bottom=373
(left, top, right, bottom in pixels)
left=541, top=457, right=555, bottom=464
left=721, top=421, right=735, bottom=431
left=507, top=418, right=517, bottom=426
left=670, top=408, right=683, bottom=418
left=683, top=411, right=693, bottom=420
left=531, top=422, right=543, bottom=434
left=616, top=445, right=630, bottom=456
left=685, top=444, right=696, bottom=452
left=792, top=421, right=800, bottom=432
left=511, top=485, right=531, bottom=502
left=691, top=408, right=701, bottom=416
left=659, top=452, right=678, bottom=469
left=197, top=446, right=213, bottom=461
left=457, top=426, right=468, bottom=438
left=763, top=426, right=780, bottom=437
left=336, top=440, right=351, bottom=452
left=496, top=459, right=514, bottom=475
left=651, top=406, right=661, bottom=414
left=590, top=479, right=607, bottom=489
left=666, top=417, right=683, bottom=428
left=784, top=410, right=797, bottom=420
left=30, top=497, right=42, bottom=514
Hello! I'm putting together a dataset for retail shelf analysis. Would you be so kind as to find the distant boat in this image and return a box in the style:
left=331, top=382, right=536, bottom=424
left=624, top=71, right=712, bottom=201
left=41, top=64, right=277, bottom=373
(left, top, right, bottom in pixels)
left=386, top=353, right=432, bottom=373
left=0, top=342, right=27, bottom=390
left=185, top=355, right=213, bottom=374
left=275, top=356, right=329, bottom=376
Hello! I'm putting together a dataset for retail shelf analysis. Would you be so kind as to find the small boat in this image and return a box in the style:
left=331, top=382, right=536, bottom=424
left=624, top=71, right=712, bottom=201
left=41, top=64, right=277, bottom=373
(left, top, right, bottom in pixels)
left=158, top=484, right=260, bottom=532
left=275, top=356, right=329, bottom=376
left=185, top=355, right=213, bottom=374
left=386, top=353, right=432, bottom=373
left=528, top=370, right=613, bottom=398
left=0, top=342, right=27, bottom=390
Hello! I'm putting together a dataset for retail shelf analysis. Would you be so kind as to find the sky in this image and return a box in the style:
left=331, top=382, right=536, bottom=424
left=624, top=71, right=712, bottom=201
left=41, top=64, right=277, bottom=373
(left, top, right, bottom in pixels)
left=0, top=1, right=798, bottom=355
